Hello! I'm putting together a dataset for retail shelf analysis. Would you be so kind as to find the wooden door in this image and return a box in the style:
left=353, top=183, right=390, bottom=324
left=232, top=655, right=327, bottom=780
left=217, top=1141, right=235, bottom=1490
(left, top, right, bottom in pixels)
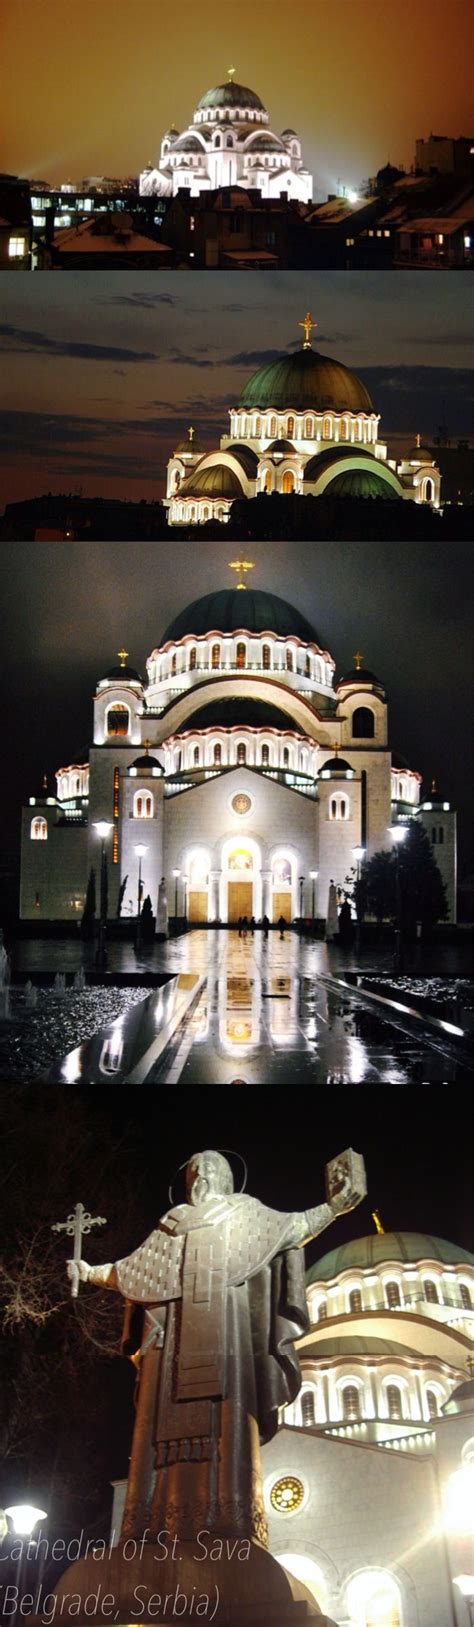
left=228, top=882, right=252, bottom=922
left=188, top=890, right=208, bottom=922
left=272, top=891, right=292, bottom=923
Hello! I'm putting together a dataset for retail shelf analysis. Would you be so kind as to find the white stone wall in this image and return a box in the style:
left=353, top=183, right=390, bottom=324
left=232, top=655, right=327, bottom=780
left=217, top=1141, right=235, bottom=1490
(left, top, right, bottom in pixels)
left=418, top=808, right=457, bottom=922
left=120, top=776, right=165, bottom=921
left=20, top=806, right=88, bottom=919
left=162, top=765, right=318, bottom=919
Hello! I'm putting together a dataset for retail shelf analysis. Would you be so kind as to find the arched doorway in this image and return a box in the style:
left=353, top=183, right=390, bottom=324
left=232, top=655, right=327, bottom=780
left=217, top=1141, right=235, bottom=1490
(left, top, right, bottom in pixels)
left=282, top=469, right=295, bottom=493
left=220, top=836, right=262, bottom=922
left=186, top=847, right=210, bottom=922
left=271, top=851, right=296, bottom=922
left=346, top=1570, right=402, bottom=1627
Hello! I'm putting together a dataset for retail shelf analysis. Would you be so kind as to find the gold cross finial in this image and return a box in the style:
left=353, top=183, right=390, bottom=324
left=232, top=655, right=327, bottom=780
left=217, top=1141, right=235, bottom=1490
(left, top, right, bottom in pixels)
left=372, top=1209, right=385, bottom=1235
left=117, top=647, right=129, bottom=667
left=43, top=773, right=48, bottom=790
left=416, top=432, right=421, bottom=449
left=299, top=311, right=317, bottom=349
left=353, top=650, right=364, bottom=670
left=332, top=739, right=339, bottom=756
left=431, top=777, right=437, bottom=794
left=188, top=425, right=194, bottom=442
left=143, top=737, right=151, bottom=753
left=227, top=65, right=236, bottom=80
left=229, top=556, right=255, bottom=591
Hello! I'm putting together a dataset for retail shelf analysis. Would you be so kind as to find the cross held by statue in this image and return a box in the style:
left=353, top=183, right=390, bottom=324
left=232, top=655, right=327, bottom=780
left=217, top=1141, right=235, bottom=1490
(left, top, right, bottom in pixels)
left=52, top=1202, right=107, bottom=1298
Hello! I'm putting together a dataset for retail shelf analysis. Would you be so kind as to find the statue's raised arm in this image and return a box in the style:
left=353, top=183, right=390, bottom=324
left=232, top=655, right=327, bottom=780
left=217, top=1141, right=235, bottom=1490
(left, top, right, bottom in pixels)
left=286, top=1146, right=367, bottom=1248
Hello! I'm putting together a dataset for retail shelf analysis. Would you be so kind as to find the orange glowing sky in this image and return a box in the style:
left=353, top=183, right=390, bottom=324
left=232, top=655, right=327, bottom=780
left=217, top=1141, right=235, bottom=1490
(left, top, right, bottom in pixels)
left=2, top=0, right=473, bottom=189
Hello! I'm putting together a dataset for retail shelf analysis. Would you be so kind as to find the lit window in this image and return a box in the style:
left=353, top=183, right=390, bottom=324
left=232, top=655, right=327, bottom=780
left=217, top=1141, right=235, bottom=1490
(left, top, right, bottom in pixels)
left=31, top=816, right=48, bottom=840
left=211, top=643, right=220, bottom=669
left=237, top=742, right=247, bottom=765
left=460, top=1283, right=472, bottom=1309
left=270, top=1476, right=305, bottom=1513
left=193, top=745, right=200, bottom=766
left=133, top=790, right=153, bottom=818
left=171, top=652, right=177, bottom=675
left=349, top=1288, right=362, bottom=1313
left=9, top=236, right=27, bottom=258
left=287, top=416, right=295, bottom=435
left=283, top=747, right=290, bottom=767
left=262, top=744, right=270, bottom=767
left=385, top=1281, right=401, bottom=1309
left=189, top=647, right=197, bottom=670
left=262, top=643, right=271, bottom=670
left=424, top=1280, right=439, bottom=1304
left=317, top=1300, right=327, bottom=1322
left=286, top=650, right=293, bottom=671
left=342, top=1385, right=361, bottom=1422
left=301, top=1390, right=316, bottom=1426
left=436, top=233, right=444, bottom=245
left=426, top=1388, right=439, bottom=1419
left=386, top=1384, right=403, bottom=1420
left=107, top=704, right=130, bottom=737
left=236, top=642, right=246, bottom=669
left=213, top=743, right=222, bottom=765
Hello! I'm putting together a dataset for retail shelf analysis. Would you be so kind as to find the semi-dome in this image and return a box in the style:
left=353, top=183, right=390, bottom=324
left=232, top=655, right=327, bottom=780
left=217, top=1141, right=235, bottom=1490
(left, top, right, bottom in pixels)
left=307, top=1231, right=474, bottom=1286
left=441, top=1379, right=474, bottom=1416
left=325, top=468, right=398, bottom=500
left=179, top=464, right=245, bottom=499
left=172, top=698, right=305, bottom=735
left=196, top=82, right=265, bottom=112
left=239, top=346, right=374, bottom=414
left=161, top=588, right=320, bottom=645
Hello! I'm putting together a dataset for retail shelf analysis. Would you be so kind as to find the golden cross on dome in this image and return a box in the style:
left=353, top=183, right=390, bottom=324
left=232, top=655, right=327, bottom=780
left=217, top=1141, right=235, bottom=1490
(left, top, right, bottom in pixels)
left=372, top=1209, right=385, bottom=1235
left=143, top=738, right=151, bottom=753
left=117, top=647, right=129, bottom=667
left=227, top=66, right=236, bottom=81
left=299, top=311, right=317, bottom=349
left=431, top=777, right=437, bottom=794
left=353, top=650, right=364, bottom=670
left=229, top=556, right=255, bottom=591
left=188, top=426, right=194, bottom=442
left=332, top=739, right=340, bottom=756
left=416, top=432, right=421, bottom=448
left=43, top=773, right=48, bottom=790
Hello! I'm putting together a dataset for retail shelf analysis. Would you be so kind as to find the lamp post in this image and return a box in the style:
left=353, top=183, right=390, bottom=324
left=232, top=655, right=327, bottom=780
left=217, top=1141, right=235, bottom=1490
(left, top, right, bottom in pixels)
left=172, top=868, right=181, bottom=932
left=310, top=870, right=318, bottom=932
left=134, top=843, right=148, bottom=952
left=388, top=825, right=408, bottom=973
left=298, top=874, right=305, bottom=927
left=352, top=844, right=366, bottom=955
left=93, top=821, right=113, bottom=969
left=5, top=1505, right=47, bottom=1627
left=182, top=873, right=189, bottom=928
left=453, top=1578, right=474, bottom=1625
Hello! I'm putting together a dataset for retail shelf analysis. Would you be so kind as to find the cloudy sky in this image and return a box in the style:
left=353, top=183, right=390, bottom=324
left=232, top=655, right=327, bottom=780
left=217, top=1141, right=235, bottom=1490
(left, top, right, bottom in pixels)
left=1, top=271, right=473, bottom=506
left=2, top=0, right=473, bottom=187
left=0, top=538, right=472, bottom=879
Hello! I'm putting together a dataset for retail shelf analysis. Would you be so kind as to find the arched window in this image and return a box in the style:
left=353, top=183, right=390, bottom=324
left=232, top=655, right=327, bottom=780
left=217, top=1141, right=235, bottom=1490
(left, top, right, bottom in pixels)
left=133, top=790, right=153, bottom=819
left=426, top=1388, right=439, bottom=1419
left=287, top=416, right=295, bottom=435
left=283, top=469, right=295, bottom=493
left=385, top=1281, right=401, bottom=1309
left=237, top=742, right=247, bottom=765
left=286, top=649, right=293, bottom=671
left=262, top=744, right=270, bottom=767
left=269, top=416, right=277, bottom=437
left=342, top=1385, right=361, bottom=1422
left=262, top=643, right=271, bottom=670
left=171, top=652, right=177, bottom=675
left=305, top=417, right=313, bottom=437
left=226, top=134, right=233, bottom=148
left=211, top=642, right=220, bottom=669
left=193, top=745, right=200, bottom=766
left=353, top=707, right=375, bottom=739
left=424, top=478, right=434, bottom=502
left=236, top=642, right=246, bottom=669
left=386, top=1384, right=403, bottom=1421
left=330, top=798, right=338, bottom=819
left=31, top=816, right=47, bottom=840
left=176, top=749, right=182, bottom=772
left=301, top=1390, right=316, bottom=1427
left=305, top=653, right=311, bottom=675
left=213, top=742, right=222, bottom=765
left=264, top=469, right=272, bottom=493
left=189, top=647, right=197, bottom=671
left=215, top=134, right=221, bottom=147
left=424, top=1279, right=439, bottom=1304
left=347, top=1571, right=402, bottom=1627
left=107, top=704, right=130, bottom=737
left=349, top=1289, right=362, bottom=1313
left=317, top=1300, right=327, bottom=1322
left=255, top=416, right=261, bottom=436
left=460, top=1283, right=472, bottom=1309
left=283, top=747, right=290, bottom=767
left=329, top=795, right=349, bottom=821
left=340, top=417, right=350, bottom=440
left=323, top=416, right=332, bottom=439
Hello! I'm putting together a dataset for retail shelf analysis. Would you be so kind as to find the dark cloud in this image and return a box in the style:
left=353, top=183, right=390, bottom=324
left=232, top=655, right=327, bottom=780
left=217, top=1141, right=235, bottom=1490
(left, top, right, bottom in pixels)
left=104, top=291, right=179, bottom=309
left=0, top=324, right=157, bottom=364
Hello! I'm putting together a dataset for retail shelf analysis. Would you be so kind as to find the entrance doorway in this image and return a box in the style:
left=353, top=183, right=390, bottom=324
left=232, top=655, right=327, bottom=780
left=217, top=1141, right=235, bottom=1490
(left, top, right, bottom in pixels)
left=188, top=890, right=208, bottom=922
left=228, top=881, right=252, bottom=921
left=272, top=891, right=292, bottom=923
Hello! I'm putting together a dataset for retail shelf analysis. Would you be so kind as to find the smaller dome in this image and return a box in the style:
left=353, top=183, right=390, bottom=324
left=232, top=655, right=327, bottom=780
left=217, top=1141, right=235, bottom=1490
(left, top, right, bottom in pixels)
left=163, top=126, right=180, bottom=139
left=337, top=667, right=383, bottom=690
left=174, top=135, right=204, bottom=152
left=246, top=135, right=285, bottom=152
left=131, top=752, right=162, bottom=774
left=320, top=756, right=353, bottom=775
left=281, top=128, right=298, bottom=137
left=174, top=435, right=204, bottom=456
left=179, top=463, right=245, bottom=499
left=102, top=664, right=143, bottom=683
left=267, top=438, right=296, bottom=456
left=407, top=443, right=433, bottom=464
left=441, top=1379, right=474, bottom=1416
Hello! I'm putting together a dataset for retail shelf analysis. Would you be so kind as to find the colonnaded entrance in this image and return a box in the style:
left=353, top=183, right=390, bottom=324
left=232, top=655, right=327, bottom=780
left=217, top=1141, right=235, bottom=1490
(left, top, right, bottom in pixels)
left=182, top=841, right=301, bottom=924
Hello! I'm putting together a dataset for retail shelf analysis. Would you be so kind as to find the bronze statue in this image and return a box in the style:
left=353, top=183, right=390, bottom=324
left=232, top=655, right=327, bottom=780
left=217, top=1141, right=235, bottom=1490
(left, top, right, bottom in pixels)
left=68, top=1148, right=366, bottom=1550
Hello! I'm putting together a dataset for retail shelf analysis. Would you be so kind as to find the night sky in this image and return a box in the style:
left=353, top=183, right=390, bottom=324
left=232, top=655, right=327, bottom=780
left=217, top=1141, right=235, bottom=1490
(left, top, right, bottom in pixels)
left=1, top=272, right=473, bottom=507
left=0, top=538, right=472, bottom=879
left=2, top=0, right=473, bottom=187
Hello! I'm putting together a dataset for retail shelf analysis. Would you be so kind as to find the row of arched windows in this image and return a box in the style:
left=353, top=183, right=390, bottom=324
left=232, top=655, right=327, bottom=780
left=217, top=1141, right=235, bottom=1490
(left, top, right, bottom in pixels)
left=315, top=1279, right=471, bottom=1318
left=230, top=412, right=378, bottom=443
left=300, top=1380, right=442, bottom=1426
left=162, top=642, right=320, bottom=679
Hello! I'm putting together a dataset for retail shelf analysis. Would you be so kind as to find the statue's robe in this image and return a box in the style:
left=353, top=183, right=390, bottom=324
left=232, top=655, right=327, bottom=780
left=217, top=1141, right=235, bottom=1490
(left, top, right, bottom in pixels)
left=114, top=1194, right=311, bottom=1543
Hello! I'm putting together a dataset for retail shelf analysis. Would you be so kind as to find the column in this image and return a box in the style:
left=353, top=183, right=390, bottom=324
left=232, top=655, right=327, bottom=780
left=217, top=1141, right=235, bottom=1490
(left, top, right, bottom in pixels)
left=261, top=869, right=272, bottom=918
left=208, top=869, right=221, bottom=923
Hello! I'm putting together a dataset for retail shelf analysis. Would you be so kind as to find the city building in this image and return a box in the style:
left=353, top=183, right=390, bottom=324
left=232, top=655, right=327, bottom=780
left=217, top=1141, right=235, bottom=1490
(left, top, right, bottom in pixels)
left=111, top=1223, right=474, bottom=1626
left=166, top=317, right=441, bottom=524
left=140, top=70, right=312, bottom=203
left=19, top=578, right=456, bottom=926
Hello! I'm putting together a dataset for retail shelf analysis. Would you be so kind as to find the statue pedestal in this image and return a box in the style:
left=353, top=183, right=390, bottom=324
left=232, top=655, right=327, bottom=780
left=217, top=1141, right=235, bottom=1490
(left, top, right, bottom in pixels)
left=38, top=1541, right=333, bottom=1624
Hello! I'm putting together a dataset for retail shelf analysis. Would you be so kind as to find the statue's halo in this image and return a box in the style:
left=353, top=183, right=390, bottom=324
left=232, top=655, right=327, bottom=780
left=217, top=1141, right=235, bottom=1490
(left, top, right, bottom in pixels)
left=168, top=1149, right=248, bottom=1204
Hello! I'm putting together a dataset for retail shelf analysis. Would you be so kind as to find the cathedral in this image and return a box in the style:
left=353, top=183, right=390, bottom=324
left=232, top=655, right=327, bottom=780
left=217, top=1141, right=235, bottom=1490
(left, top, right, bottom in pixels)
left=110, top=1223, right=474, bottom=1627
left=139, top=70, right=312, bottom=202
left=165, top=316, right=441, bottom=525
left=20, top=576, right=456, bottom=925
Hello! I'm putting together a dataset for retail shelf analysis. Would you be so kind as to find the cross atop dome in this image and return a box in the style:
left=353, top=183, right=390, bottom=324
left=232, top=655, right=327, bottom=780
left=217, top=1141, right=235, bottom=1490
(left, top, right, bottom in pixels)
left=353, top=650, right=364, bottom=670
left=299, top=312, right=317, bottom=349
left=117, top=648, right=129, bottom=667
left=227, top=66, right=236, bottom=81
left=228, top=555, right=255, bottom=591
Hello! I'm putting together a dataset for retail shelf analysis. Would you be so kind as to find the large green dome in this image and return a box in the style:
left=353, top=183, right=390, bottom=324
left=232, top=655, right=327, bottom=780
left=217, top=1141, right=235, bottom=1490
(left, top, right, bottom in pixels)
left=161, top=589, right=320, bottom=645
left=179, top=464, right=245, bottom=499
left=197, top=82, right=265, bottom=112
left=239, top=346, right=373, bottom=414
left=306, top=1231, right=474, bottom=1285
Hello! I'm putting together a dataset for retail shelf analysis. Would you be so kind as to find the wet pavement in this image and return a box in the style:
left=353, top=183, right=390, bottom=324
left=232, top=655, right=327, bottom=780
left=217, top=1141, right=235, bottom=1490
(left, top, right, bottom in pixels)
left=4, top=932, right=473, bottom=1083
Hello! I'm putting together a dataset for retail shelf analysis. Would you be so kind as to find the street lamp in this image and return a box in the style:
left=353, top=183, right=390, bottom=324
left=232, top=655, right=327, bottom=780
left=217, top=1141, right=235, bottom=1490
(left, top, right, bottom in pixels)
left=310, top=870, right=318, bottom=931
left=298, top=874, right=305, bottom=925
left=134, top=844, right=148, bottom=952
left=352, top=844, right=366, bottom=955
left=5, top=1506, right=47, bottom=1627
left=453, top=1578, right=474, bottom=1625
left=93, top=821, right=113, bottom=969
left=172, top=868, right=181, bottom=930
left=388, top=825, right=408, bottom=973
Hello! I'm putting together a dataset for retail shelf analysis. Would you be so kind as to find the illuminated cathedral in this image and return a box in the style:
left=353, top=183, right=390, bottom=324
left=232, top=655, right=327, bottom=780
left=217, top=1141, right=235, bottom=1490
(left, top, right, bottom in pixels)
left=140, top=69, right=312, bottom=202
